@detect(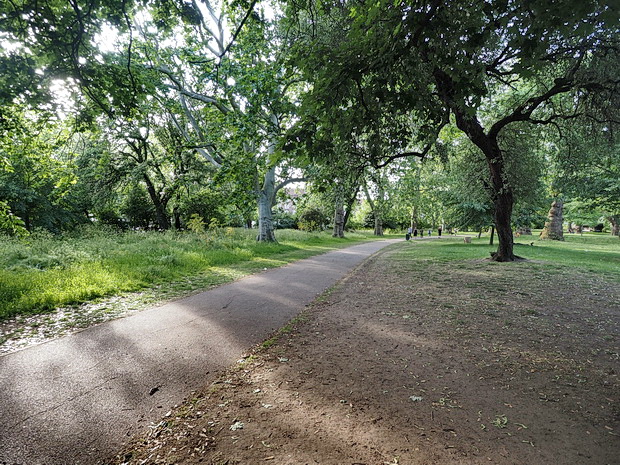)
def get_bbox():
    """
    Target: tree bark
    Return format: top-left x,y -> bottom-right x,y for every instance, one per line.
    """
608,216 -> 619,237
492,187 -> 515,260
453,115 -> 515,261
540,199 -> 564,241
342,185 -> 360,231
332,195 -> 345,238
410,205 -> 418,231
362,180 -> 383,236
173,206 -> 181,230
374,215 -> 383,236
257,166 -> 277,242
143,175 -> 170,230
